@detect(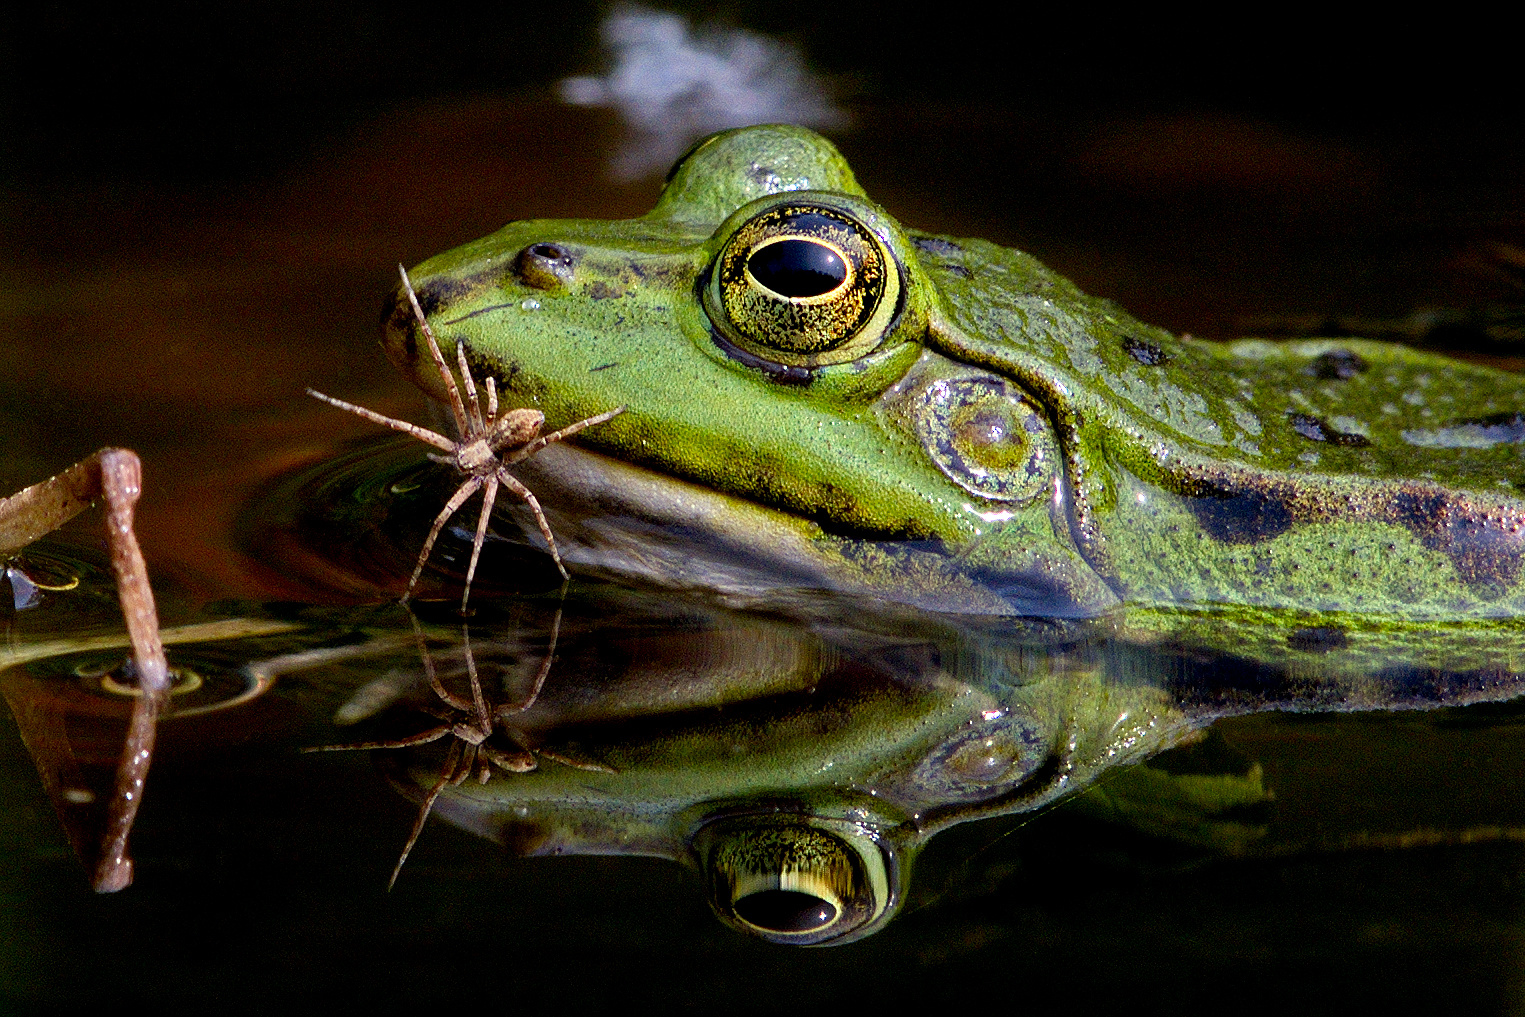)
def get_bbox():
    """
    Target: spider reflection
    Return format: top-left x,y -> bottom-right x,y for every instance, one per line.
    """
308,607 -> 610,888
